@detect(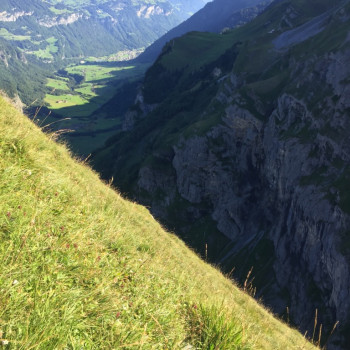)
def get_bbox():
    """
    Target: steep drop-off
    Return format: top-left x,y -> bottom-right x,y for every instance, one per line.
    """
0,96 -> 317,349
92,0 -> 350,348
